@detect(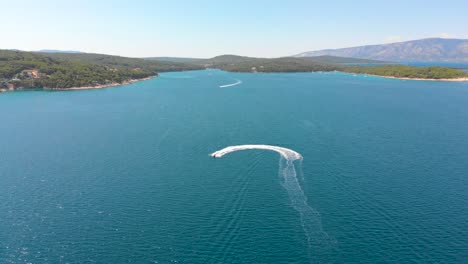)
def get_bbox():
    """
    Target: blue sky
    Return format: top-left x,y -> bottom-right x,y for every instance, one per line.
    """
1,0 -> 467,57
